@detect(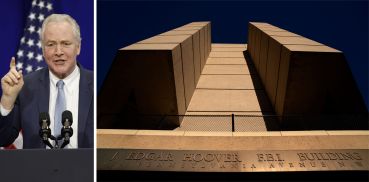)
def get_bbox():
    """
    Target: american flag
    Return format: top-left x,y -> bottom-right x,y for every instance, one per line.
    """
2,0 -> 54,149
16,0 -> 53,73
